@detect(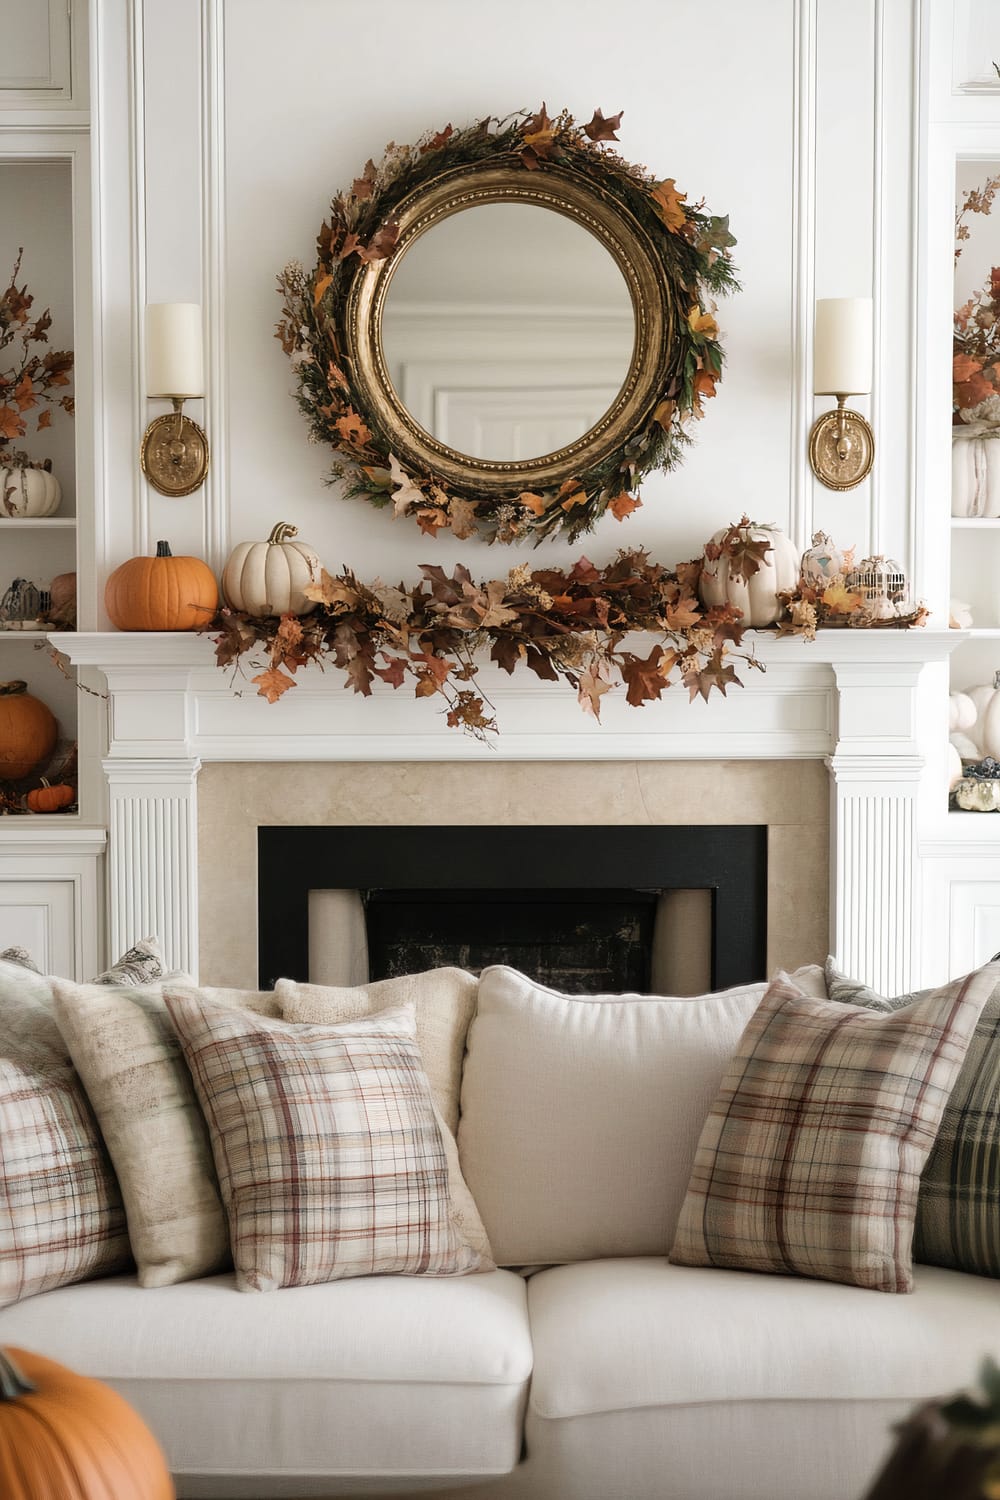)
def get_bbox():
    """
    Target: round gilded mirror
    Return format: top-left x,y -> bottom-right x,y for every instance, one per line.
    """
379,202 -> 636,463
277,107 -> 737,542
